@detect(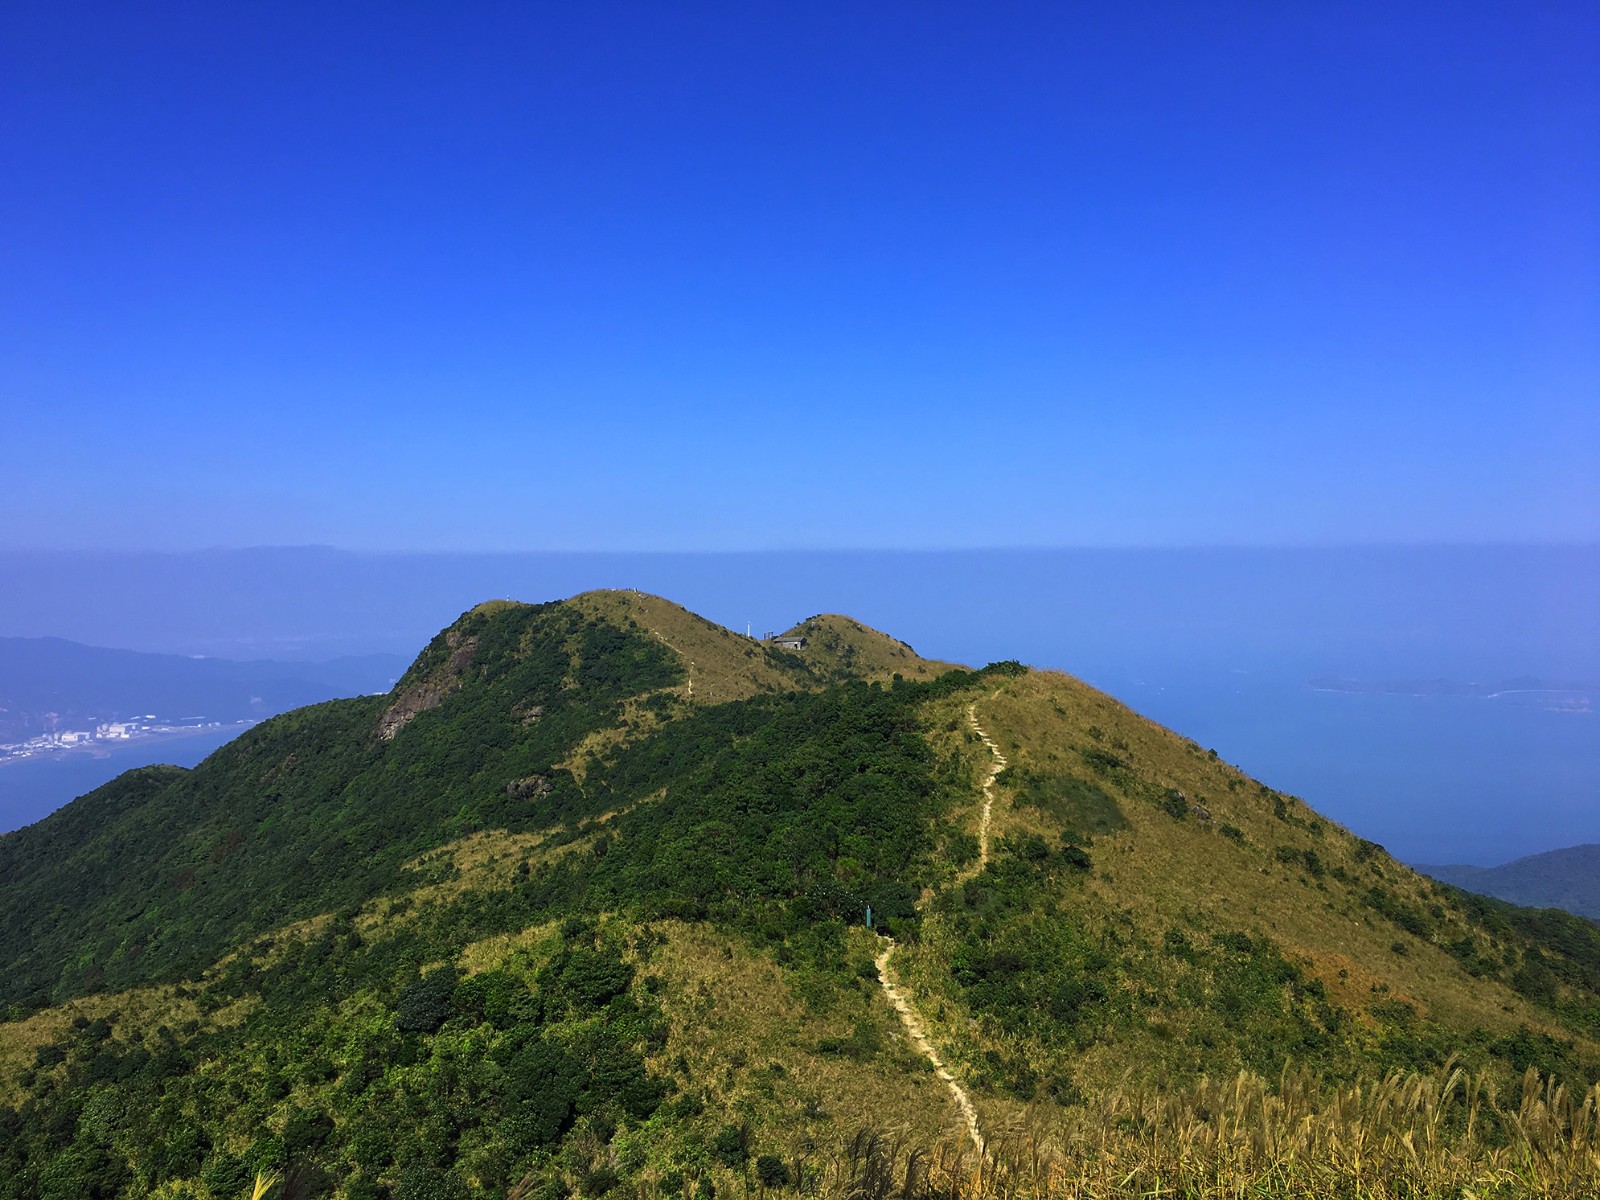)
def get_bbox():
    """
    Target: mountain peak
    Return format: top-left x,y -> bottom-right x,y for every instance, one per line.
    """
568,589 -> 955,703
